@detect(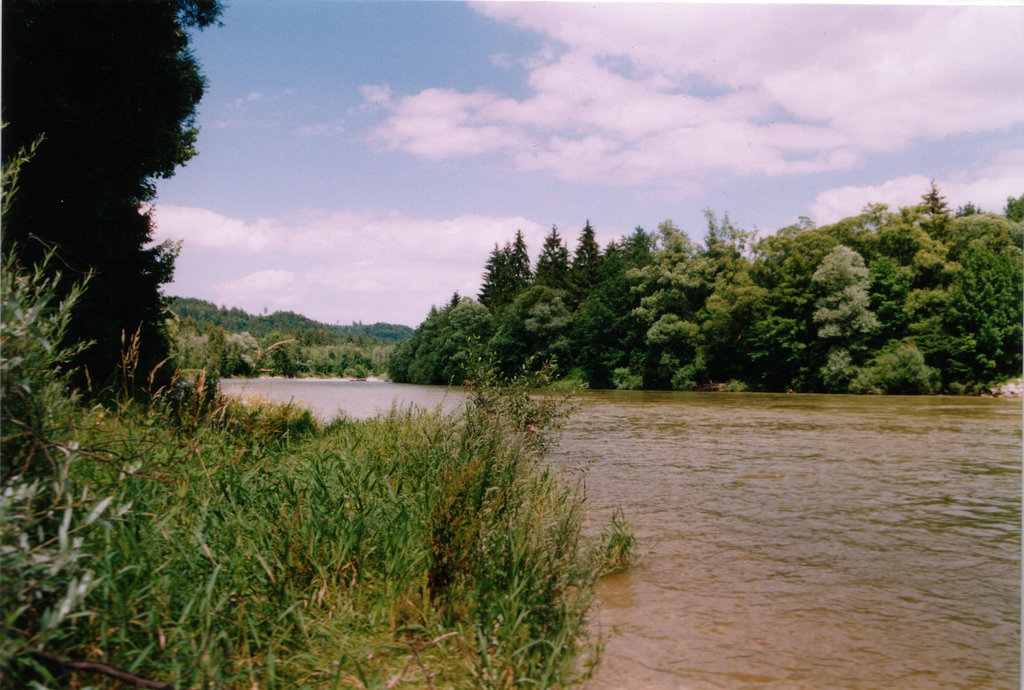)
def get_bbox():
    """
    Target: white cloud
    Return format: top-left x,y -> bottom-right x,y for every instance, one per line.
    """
363,4 -> 1024,193
151,205 -> 276,251
808,149 -> 1024,224
151,204 -> 549,325
214,270 -> 298,312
